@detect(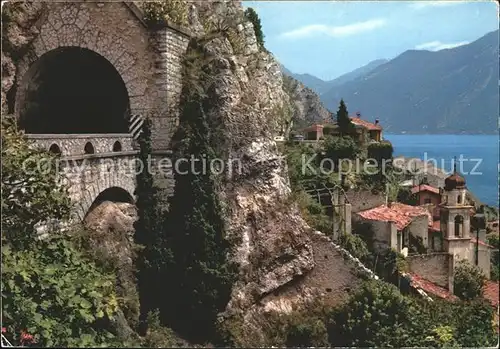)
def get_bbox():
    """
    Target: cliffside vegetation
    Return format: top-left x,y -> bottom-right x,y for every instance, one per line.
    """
244,8 -> 264,48
142,0 -> 189,27
1,117 -> 122,347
